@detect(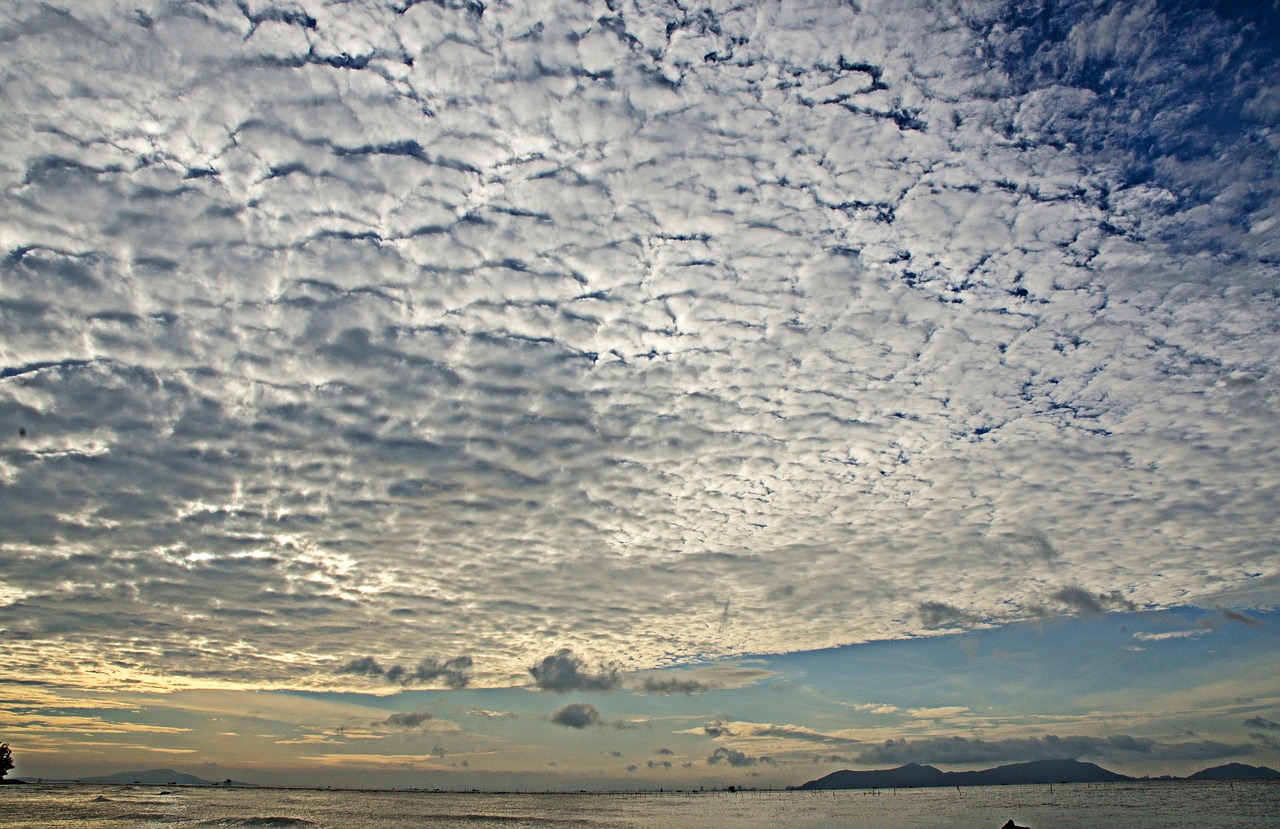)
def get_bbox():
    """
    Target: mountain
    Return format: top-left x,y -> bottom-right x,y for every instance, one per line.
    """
1187,763 -> 1280,781
947,759 -> 1130,786
797,759 -> 1132,790
74,768 -> 252,786
799,763 -> 950,790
